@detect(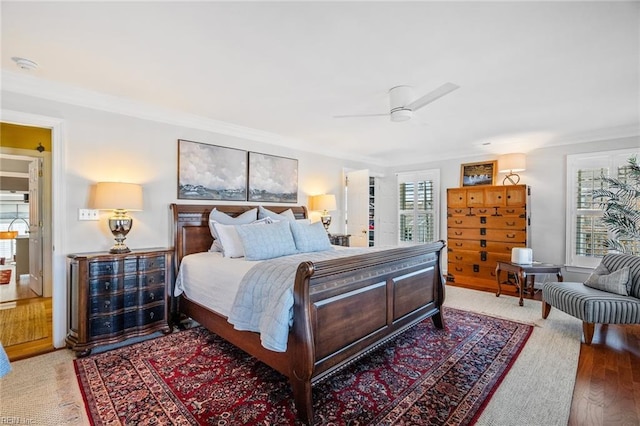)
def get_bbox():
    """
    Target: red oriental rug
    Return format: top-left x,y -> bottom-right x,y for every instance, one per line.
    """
74,307 -> 532,425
